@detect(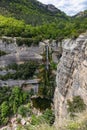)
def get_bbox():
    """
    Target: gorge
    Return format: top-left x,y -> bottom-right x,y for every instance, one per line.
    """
0,0 -> 87,129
